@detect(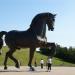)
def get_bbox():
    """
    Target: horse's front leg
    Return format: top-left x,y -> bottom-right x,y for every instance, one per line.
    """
28,47 -> 35,71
